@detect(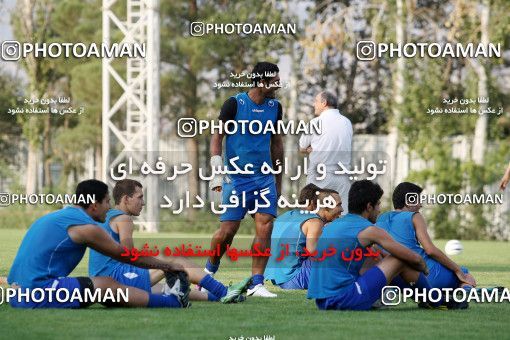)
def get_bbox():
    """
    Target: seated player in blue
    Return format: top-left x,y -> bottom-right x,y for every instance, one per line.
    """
89,179 -> 251,303
265,184 -> 342,290
376,182 -> 476,290
308,180 -> 434,311
8,180 -> 190,309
